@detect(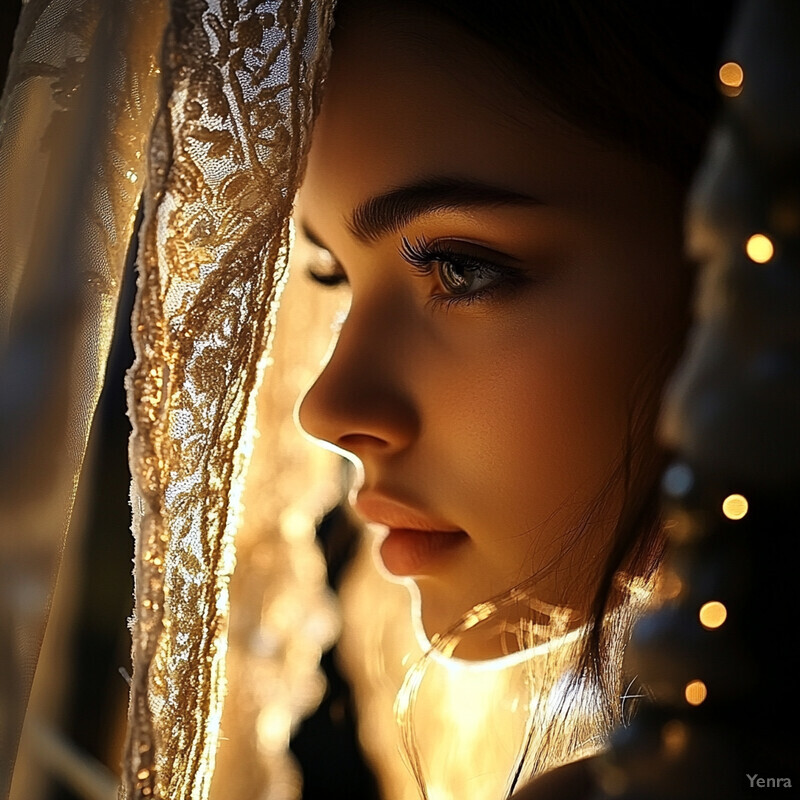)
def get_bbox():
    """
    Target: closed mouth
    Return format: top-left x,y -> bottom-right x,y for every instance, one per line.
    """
353,491 -> 462,532
353,492 -> 468,575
